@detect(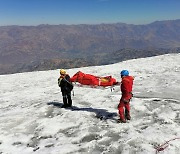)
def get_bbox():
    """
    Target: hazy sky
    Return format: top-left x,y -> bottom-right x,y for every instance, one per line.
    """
0,0 -> 180,26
